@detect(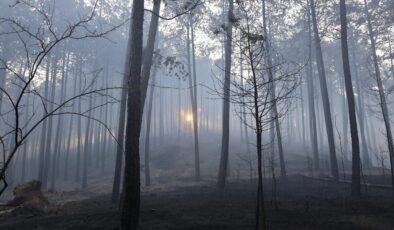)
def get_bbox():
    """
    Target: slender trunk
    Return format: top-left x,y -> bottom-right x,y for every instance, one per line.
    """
339,75 -> 349,161
190,14 -> 200,181
82,94 -> 94,189
42,55 -> 58,189
350,32 -> 370,169
340,0 -> 361,196
0,43 -> 9,114
64,62 -> 79,181
75,59 -> 83,182
301,84 -> 306,147
50,52 -> 68,190
101,68 -> 109,173
244,19 -> 267,230
144,66 -> 157,186
364,0 -> 394,195
20,64 -> 29,182
38,58 -> 51,182
263,0 -> 286,178
186,15 -> 200,181
310,0 -> 339,180
141,0 -> 161,107
389,39 -> 394,80
306,1 -> 320,171
111,40 -> 130,203
218,0 -> 234,189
